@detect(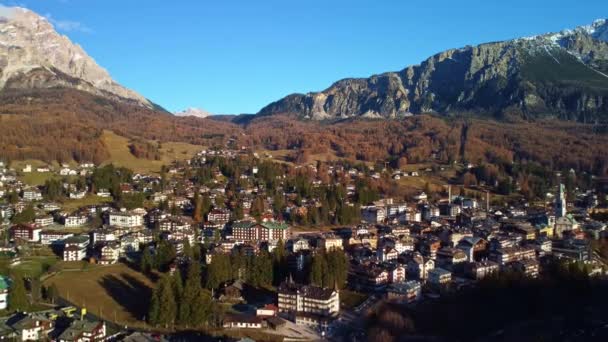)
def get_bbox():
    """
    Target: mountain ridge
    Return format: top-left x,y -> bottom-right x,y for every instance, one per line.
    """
258,19 -> 608,122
